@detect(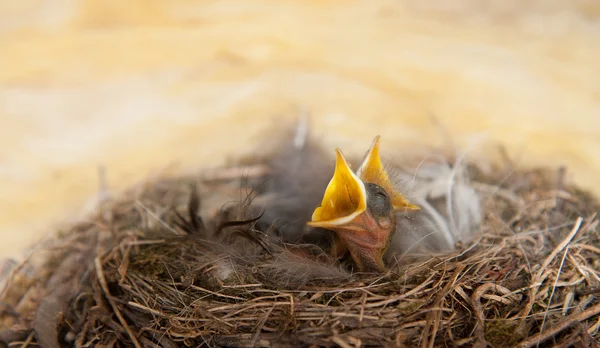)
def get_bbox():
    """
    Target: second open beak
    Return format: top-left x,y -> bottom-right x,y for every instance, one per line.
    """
356,136 -> 421,212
